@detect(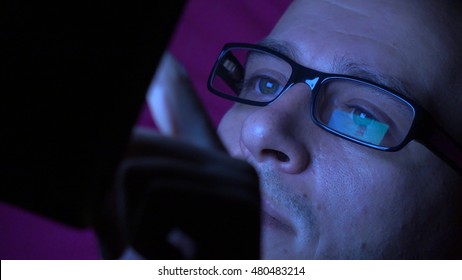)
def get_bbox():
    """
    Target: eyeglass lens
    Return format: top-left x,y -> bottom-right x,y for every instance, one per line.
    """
210,47 -> 415,148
